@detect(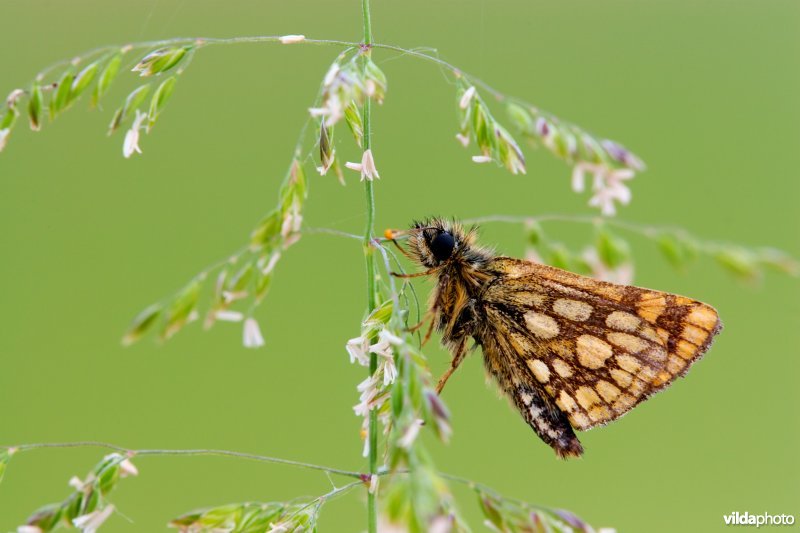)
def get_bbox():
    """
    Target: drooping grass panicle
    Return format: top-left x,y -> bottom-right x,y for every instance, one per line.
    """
17,453 -> 137,532
464,214 -> 799,285
313,49 -> 387,183
456,84 -> 526,176
168,490 -> 358,533
122,157 -> 308,347
0,447 -> 16,486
